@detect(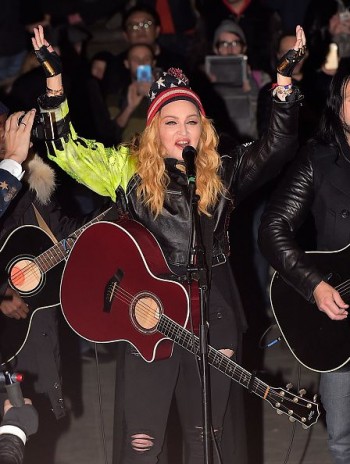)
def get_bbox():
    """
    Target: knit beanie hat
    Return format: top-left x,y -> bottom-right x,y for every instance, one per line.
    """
147,67 -> 205,125
213,19 -> 246,47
